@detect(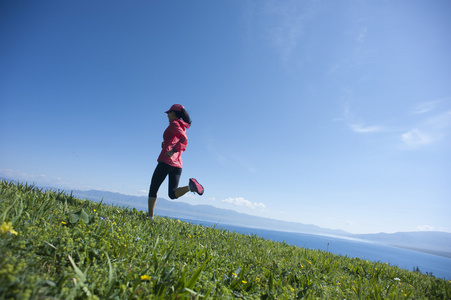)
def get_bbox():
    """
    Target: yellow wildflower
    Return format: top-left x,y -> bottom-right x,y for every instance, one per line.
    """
61,221 -> 66,225
112,222 -> 116,225
242,280 -> 247,284
1,222 -> 18,235
141,275 -> 151,281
